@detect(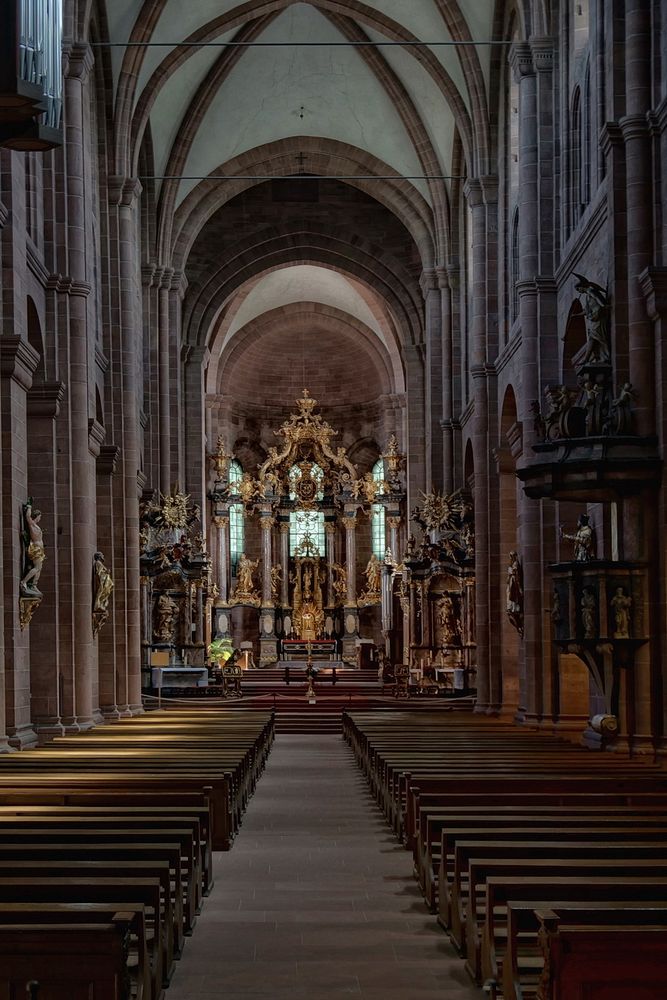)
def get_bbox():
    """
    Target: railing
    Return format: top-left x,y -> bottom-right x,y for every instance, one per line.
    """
18,0 -> 62,129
